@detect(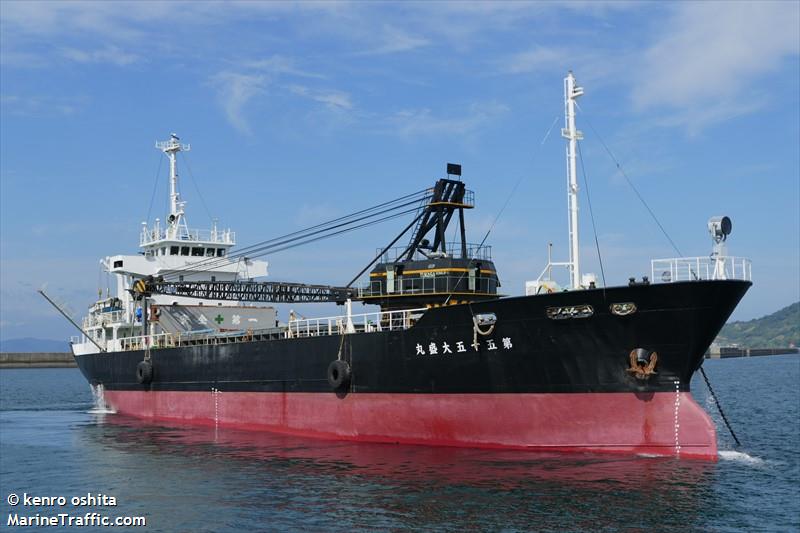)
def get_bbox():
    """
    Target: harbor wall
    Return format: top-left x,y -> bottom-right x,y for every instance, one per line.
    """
706,347 -> 798,359
0,352 -> 76,368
